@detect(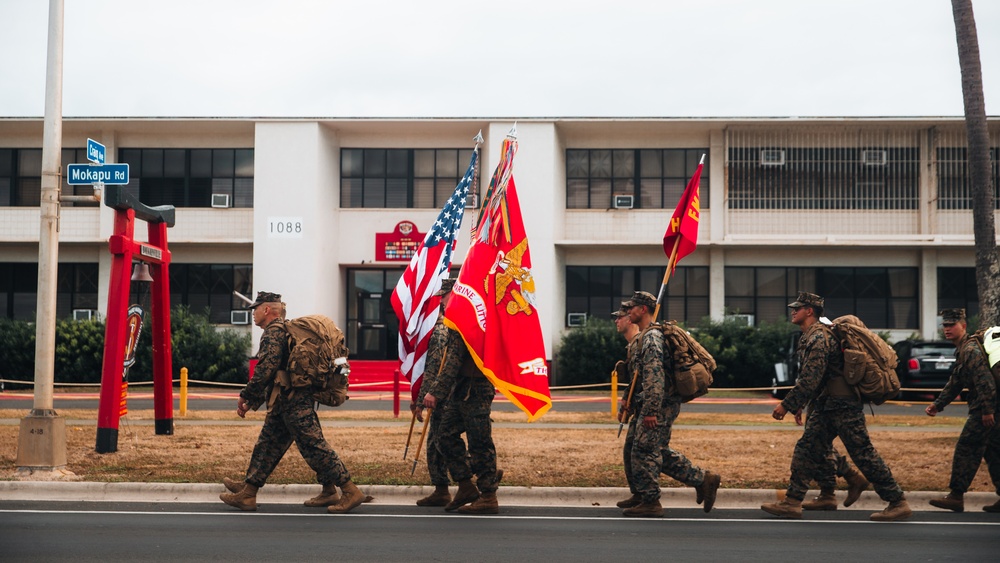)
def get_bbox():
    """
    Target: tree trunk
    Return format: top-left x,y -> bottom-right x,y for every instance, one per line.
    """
952,0 -> 1000,326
